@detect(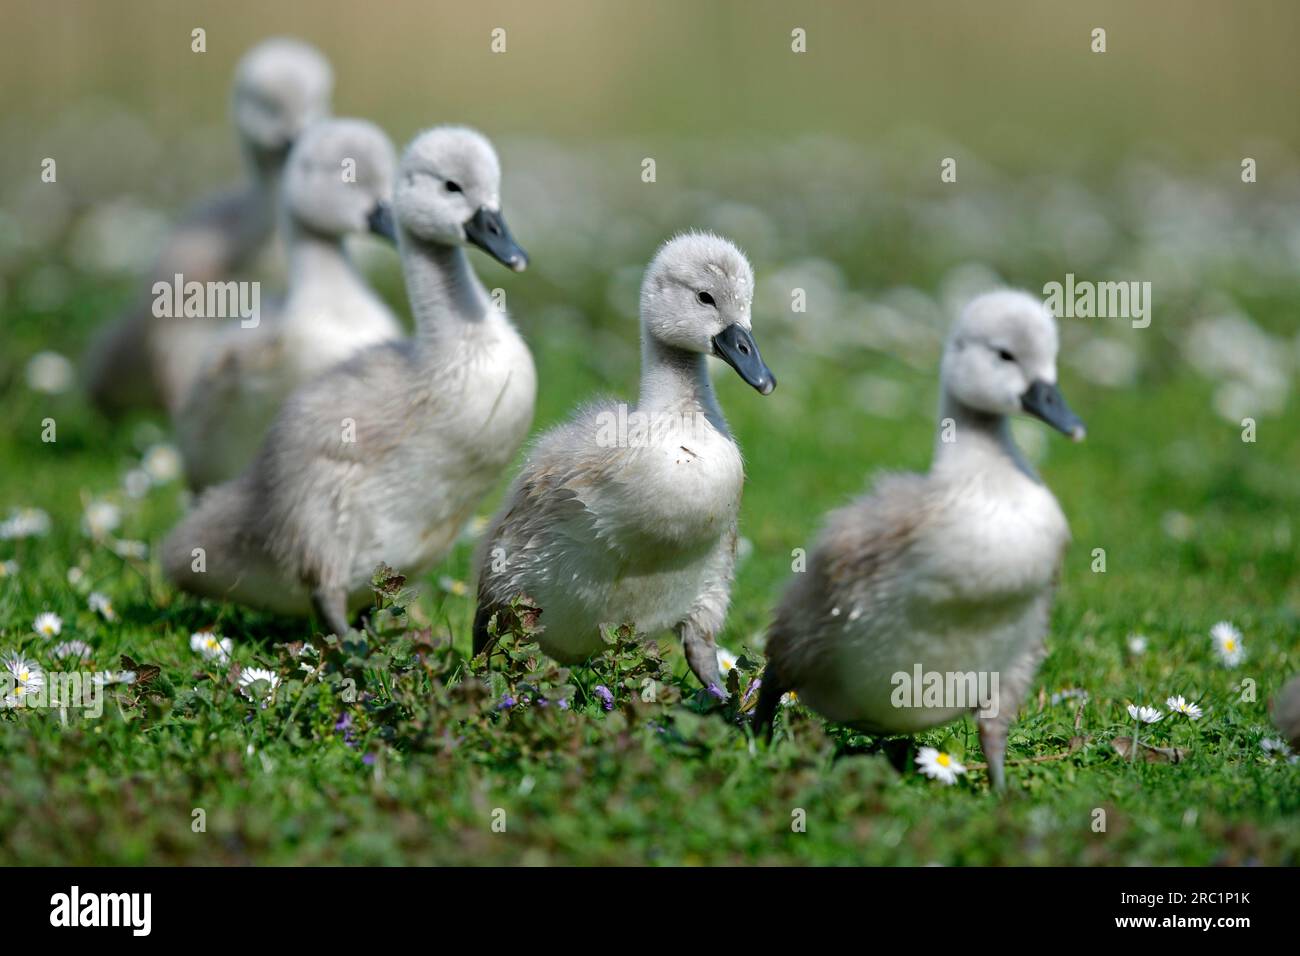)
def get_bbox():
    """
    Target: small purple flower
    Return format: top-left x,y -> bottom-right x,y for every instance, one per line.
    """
593,685 -> 614,711
741,677 -> 762,707
334,711 -> 357,747
557,698 -> 570,711
706,682 -> 726,701
497,695 -> 516,710
362,753 -> 375,766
